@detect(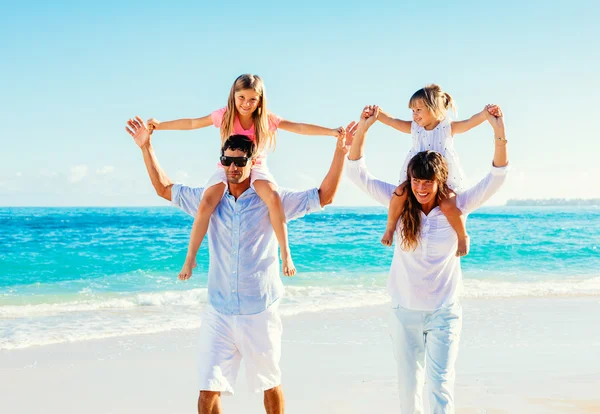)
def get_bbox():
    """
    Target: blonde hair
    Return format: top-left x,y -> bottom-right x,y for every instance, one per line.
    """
408,84 -> 456,120
221,74 -> 275,153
